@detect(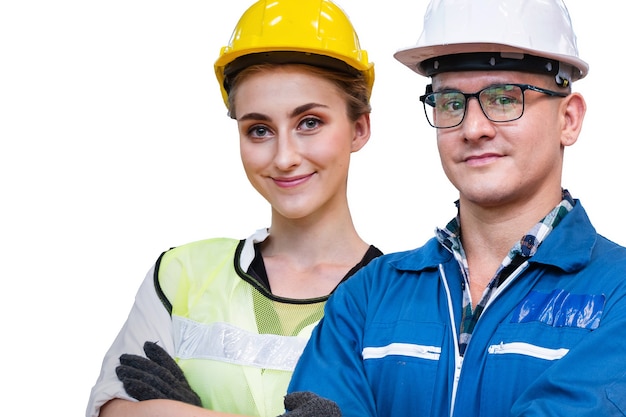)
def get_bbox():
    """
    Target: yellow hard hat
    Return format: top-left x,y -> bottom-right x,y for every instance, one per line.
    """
215,0 -> 375,109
